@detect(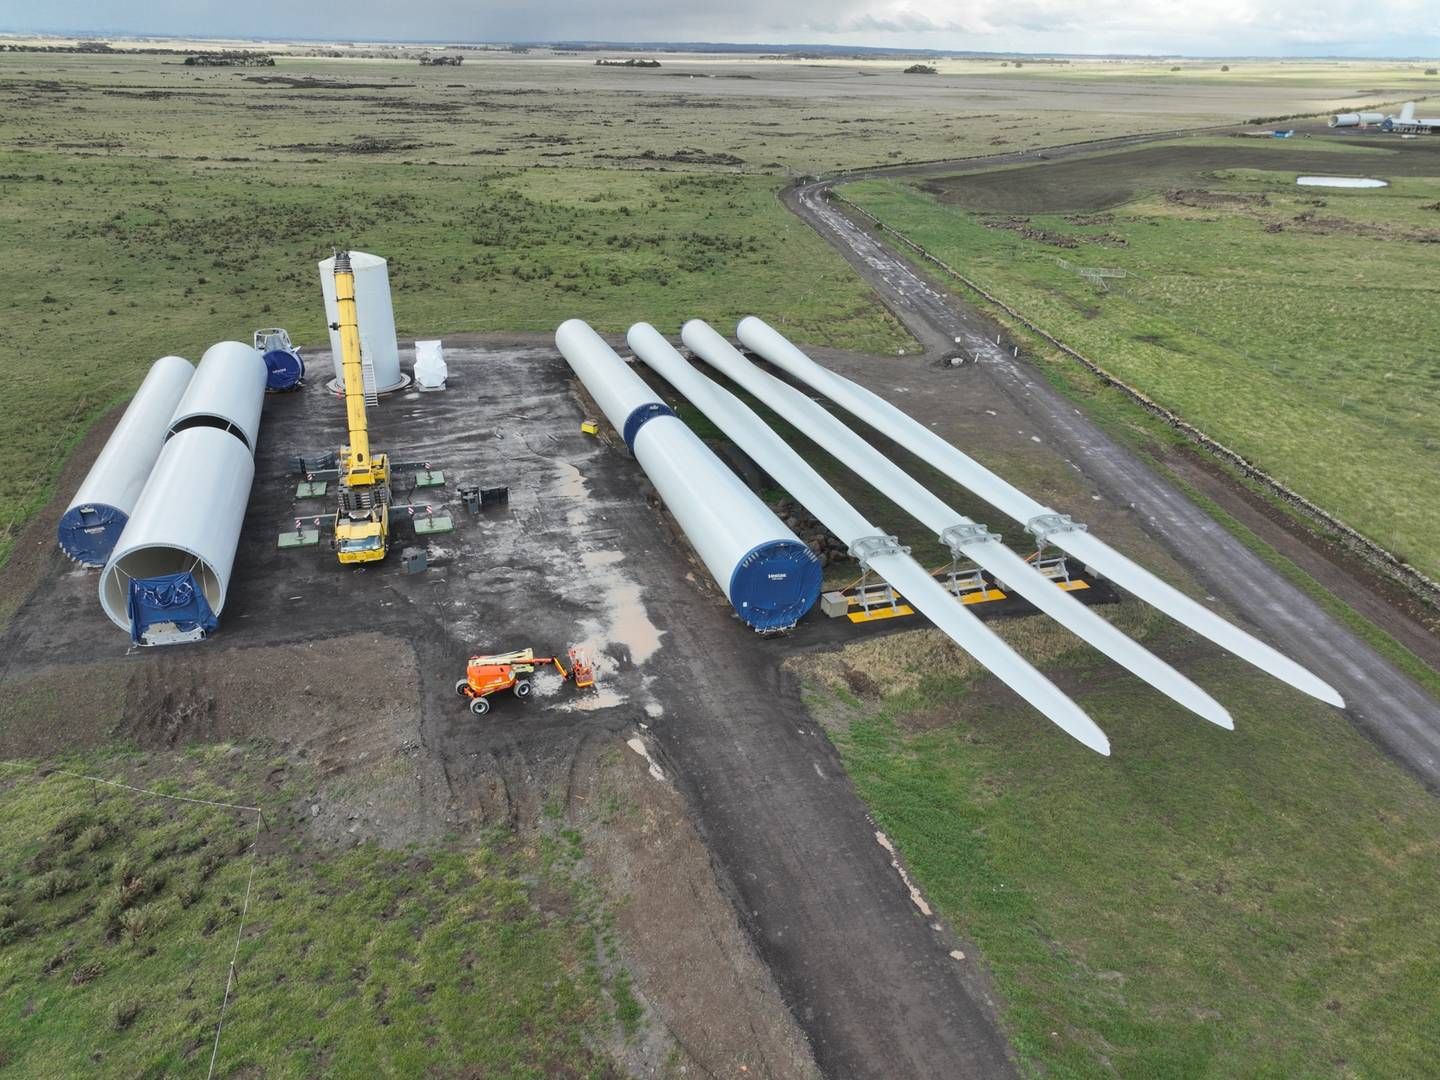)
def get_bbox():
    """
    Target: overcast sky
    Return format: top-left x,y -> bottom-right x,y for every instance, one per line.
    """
3,0 -> 1437,57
